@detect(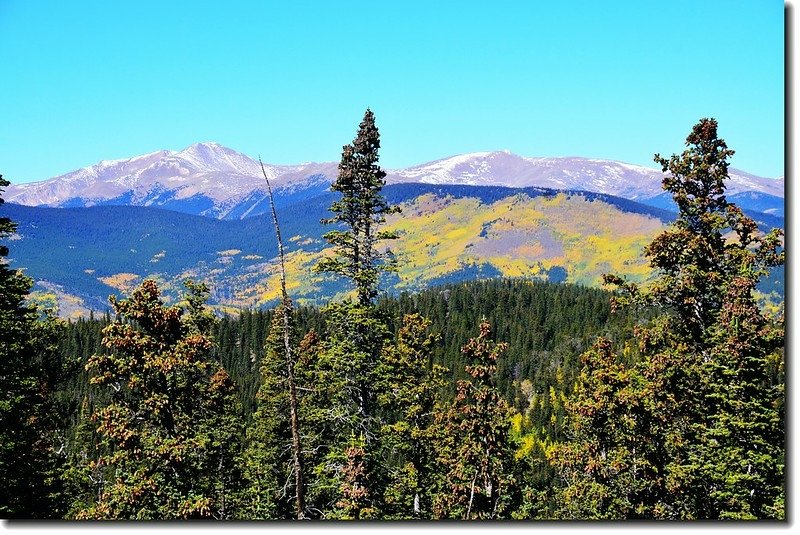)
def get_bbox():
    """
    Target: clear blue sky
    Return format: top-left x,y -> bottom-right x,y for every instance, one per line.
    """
0,0 -> 785,183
